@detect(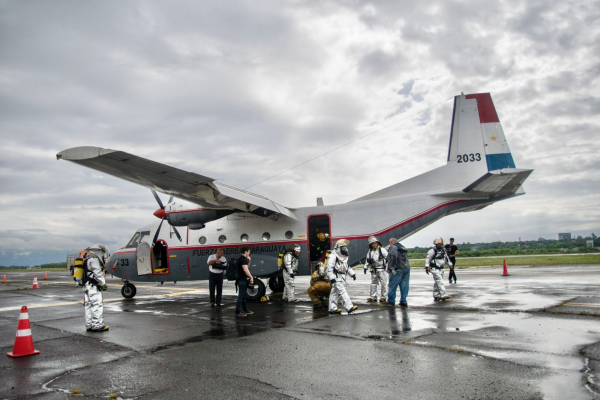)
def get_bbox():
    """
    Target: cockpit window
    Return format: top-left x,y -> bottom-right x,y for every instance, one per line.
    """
126,233 -> 141,248
139,231 -> 151,244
